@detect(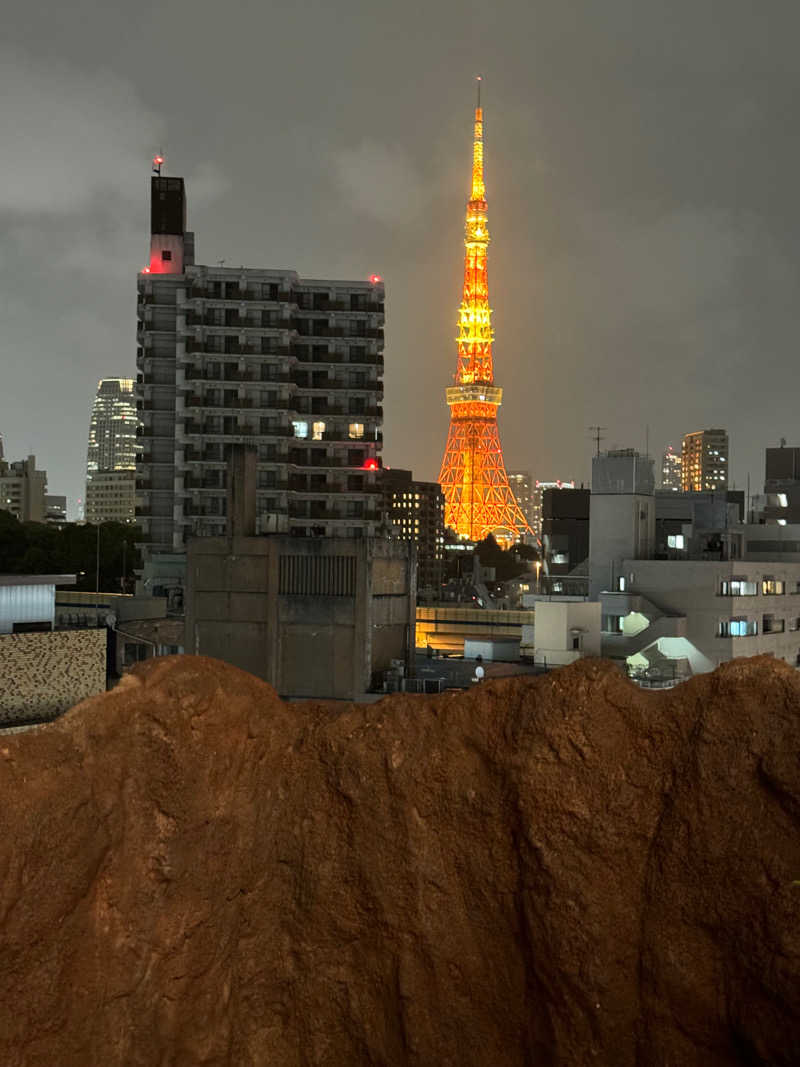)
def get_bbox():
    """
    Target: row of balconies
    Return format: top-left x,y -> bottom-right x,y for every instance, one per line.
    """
181,381 -> 382,402
179,287 -> 383,311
